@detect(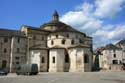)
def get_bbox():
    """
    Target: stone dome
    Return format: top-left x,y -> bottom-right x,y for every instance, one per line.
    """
40,11 -> 86,36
